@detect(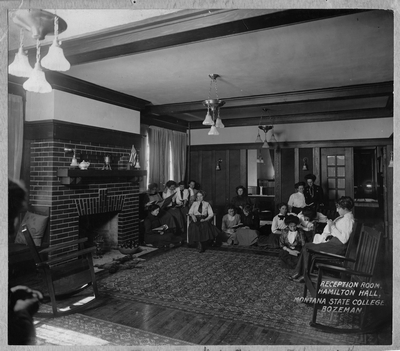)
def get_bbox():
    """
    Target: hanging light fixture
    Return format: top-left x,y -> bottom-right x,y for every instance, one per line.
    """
41,15 -> 71,71
8,28 -> 33,77
203,74 -> 225,134
259,125 -> 272,148
23,39 -> 52,93
10,9 -> 68,93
